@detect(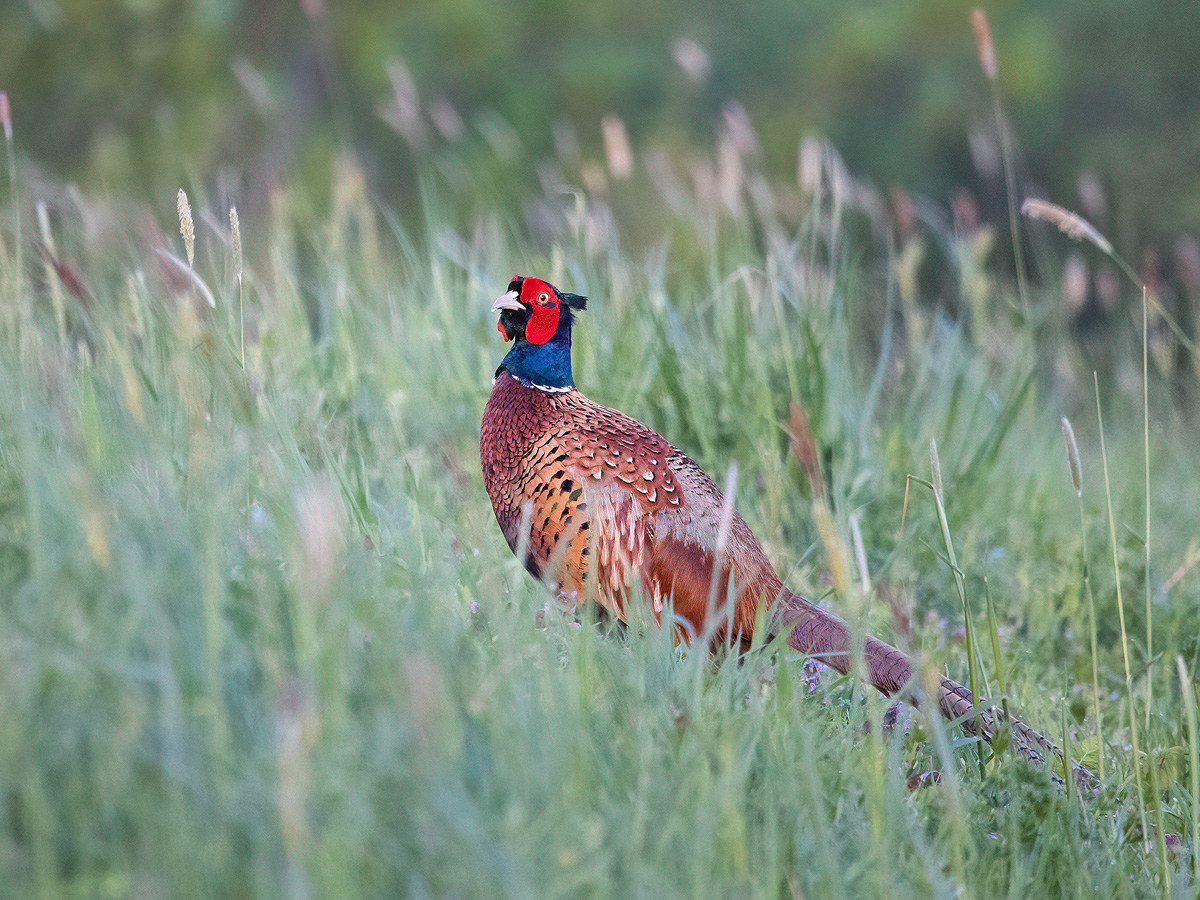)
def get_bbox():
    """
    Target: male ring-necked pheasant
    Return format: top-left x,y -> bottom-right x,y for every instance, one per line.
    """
481,274 -> 1069,772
